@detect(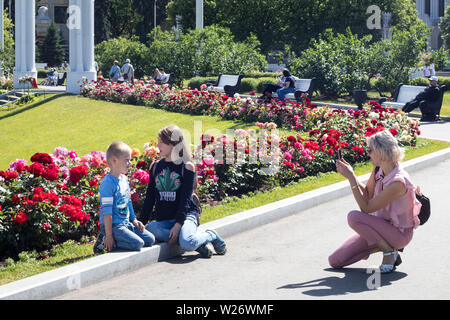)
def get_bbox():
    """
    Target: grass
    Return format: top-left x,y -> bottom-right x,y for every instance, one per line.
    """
1,94 -> 449,286
0,240 -> 95,286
